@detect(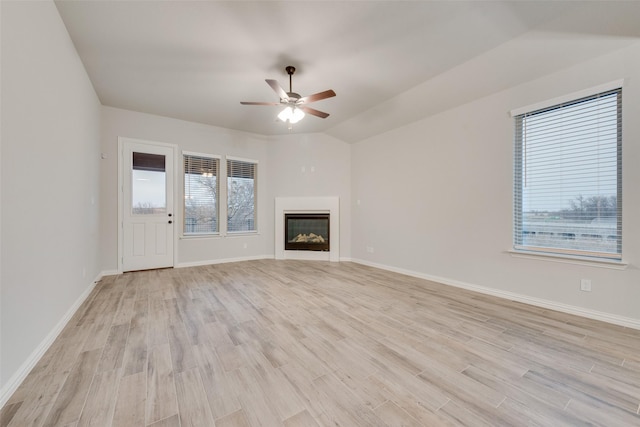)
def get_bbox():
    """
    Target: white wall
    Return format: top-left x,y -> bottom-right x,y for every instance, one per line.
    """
100,107 -> 352,270
1,0 -> 102,395
351,42 -> 640,323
